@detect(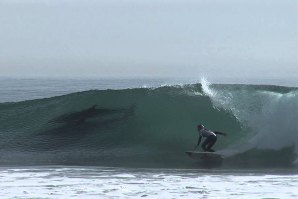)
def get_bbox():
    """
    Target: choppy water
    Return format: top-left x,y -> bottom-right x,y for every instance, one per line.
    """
1,166 -> 298,199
